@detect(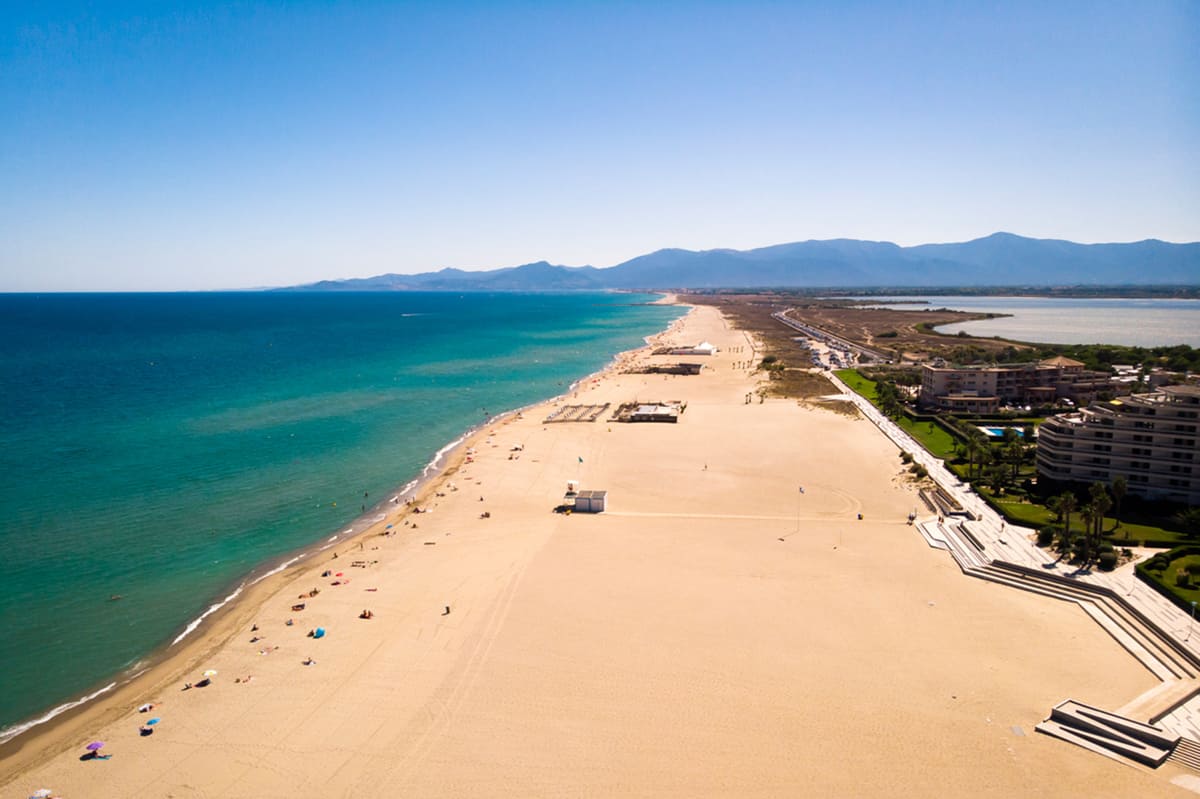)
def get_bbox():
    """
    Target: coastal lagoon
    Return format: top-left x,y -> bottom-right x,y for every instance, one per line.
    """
0,291 -> 682,740
853,296 -> 1200,347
